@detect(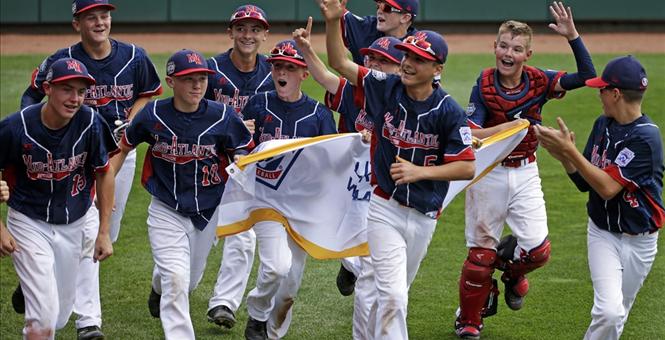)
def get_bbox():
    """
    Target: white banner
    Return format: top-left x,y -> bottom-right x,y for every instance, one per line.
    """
217,122 -> 528,259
